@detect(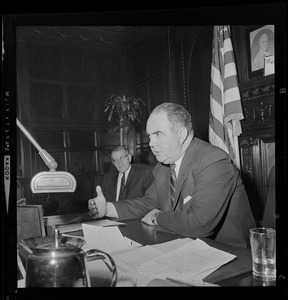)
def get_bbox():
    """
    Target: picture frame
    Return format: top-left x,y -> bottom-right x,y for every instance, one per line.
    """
246,25 -> 274,80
